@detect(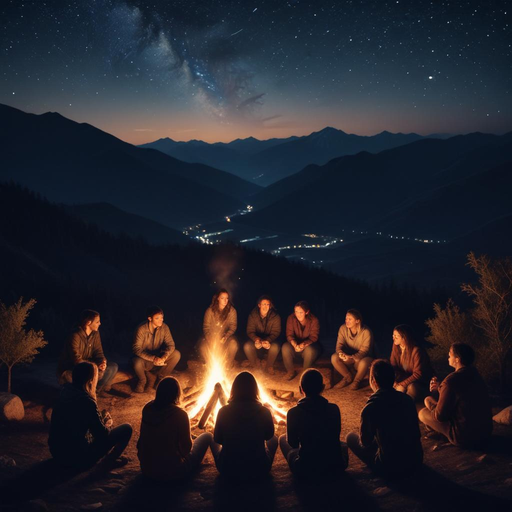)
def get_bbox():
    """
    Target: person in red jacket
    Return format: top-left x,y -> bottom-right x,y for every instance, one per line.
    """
390,324 -> 433,402
282,301 -> 321,381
